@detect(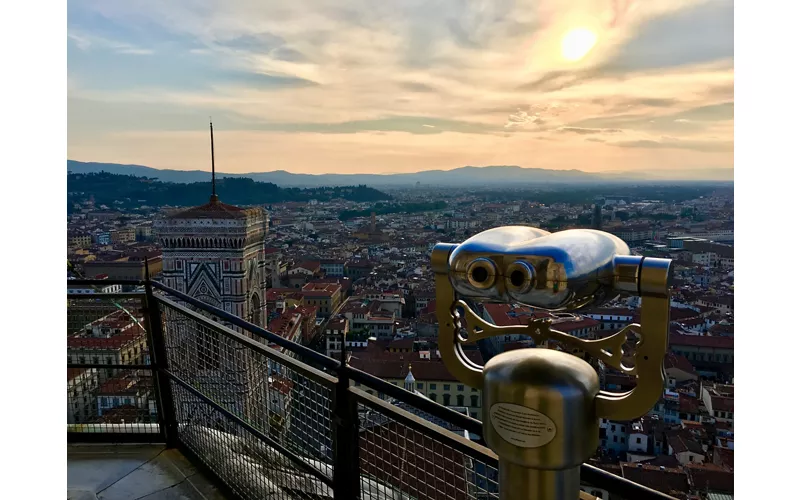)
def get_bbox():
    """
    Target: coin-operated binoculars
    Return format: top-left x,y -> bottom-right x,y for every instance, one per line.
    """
431,226 -> 673,500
